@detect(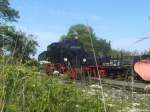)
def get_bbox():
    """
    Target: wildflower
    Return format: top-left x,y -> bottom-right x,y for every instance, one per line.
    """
87,91 -> 96,95
91,89 -> 95,92
128,108 -> 139,112
144,85 -> 150,92
75,105 -> 79,108
82,90 -> 86,93
107,104 -> 114,107
104,93 -> 108,97
33,84 -> 36,88
53,70 -> 59,76
60,74 -> 64,77
90,84 -> 102,89
132,92 -> 137,94
132,103 -> 140,107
